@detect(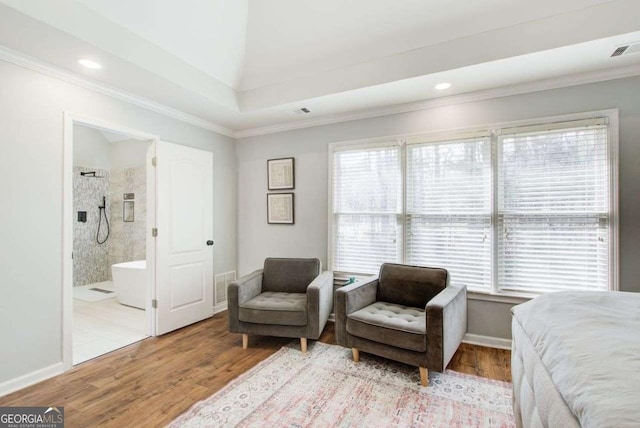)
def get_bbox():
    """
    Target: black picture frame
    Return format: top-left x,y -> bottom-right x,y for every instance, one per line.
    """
267,193 -> 294,224
267,157 -> 295,190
